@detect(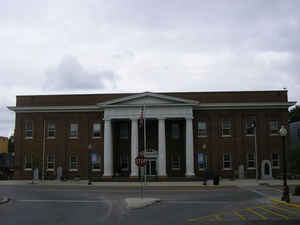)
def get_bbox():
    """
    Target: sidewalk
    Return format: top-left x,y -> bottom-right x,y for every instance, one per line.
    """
0,178 -> 300,187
